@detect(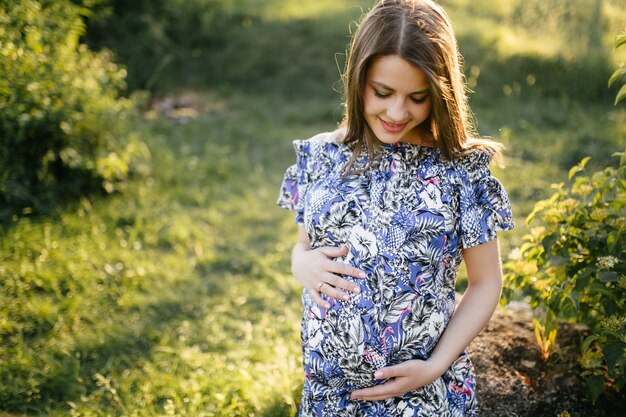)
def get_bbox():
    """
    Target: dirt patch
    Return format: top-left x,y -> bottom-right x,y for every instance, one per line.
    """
469,308 -> 624,417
